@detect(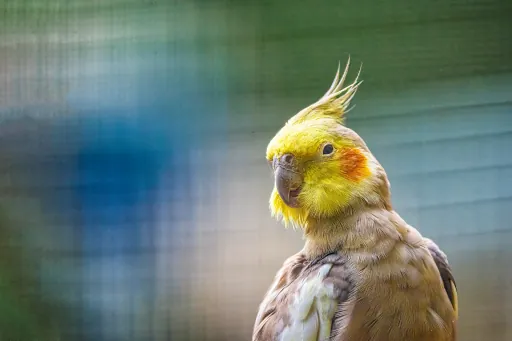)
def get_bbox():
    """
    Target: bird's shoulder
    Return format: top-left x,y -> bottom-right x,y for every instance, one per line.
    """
424,238 -> 458,318
252,251 -> 355,341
